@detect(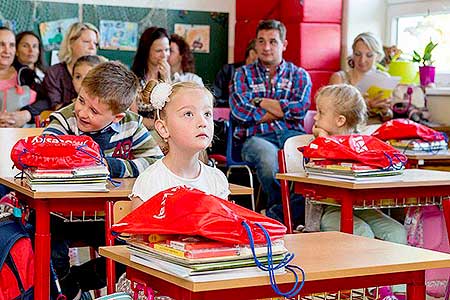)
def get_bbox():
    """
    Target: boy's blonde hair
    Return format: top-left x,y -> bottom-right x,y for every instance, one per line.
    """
315,84 -> 367,131
59,22 -> 99,65
82,61 -> 140,114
